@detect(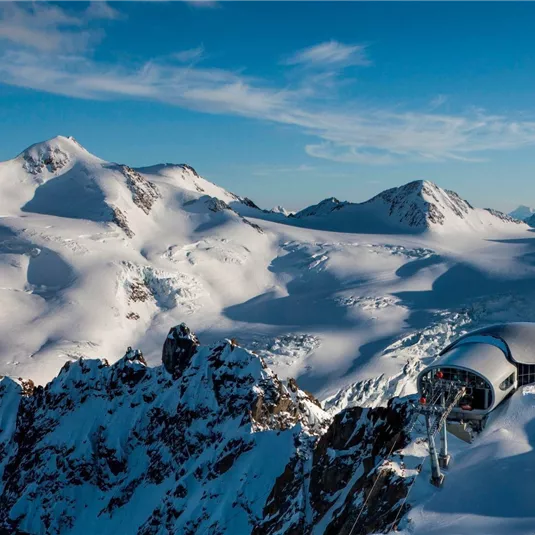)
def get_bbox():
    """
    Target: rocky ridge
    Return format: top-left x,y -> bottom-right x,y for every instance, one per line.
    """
0,325 -> 415,535
293,180 -> 524,232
